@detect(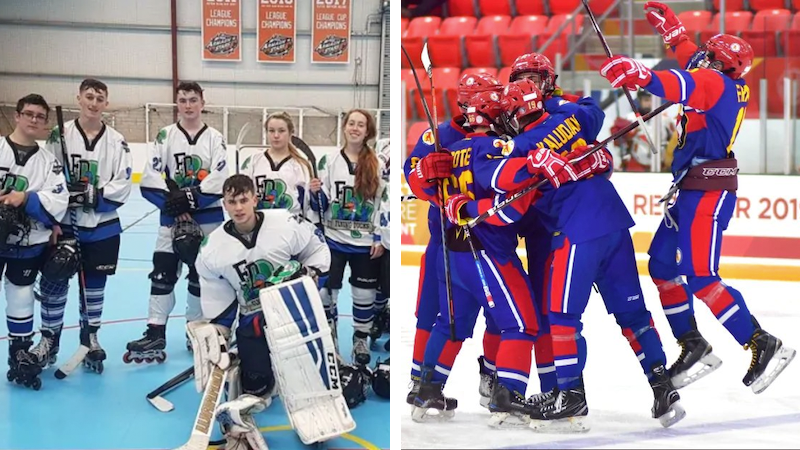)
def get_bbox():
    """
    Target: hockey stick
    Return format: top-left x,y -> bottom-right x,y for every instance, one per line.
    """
173,363 -> 229,450
291,135 -> 326,233
234,122 -> 252,175
580,0 -> 659,155
401,43 -> 456,341
466,100 -> 674,228
147,365 -> 194,412
122,207 -> 160,232
53,106 -> 91,380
